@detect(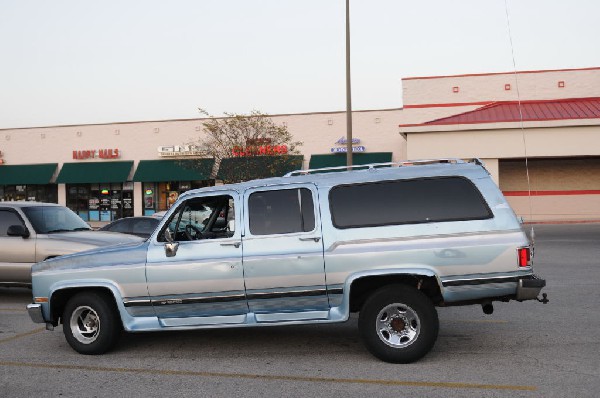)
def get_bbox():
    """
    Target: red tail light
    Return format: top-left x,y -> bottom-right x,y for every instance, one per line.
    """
518,247 -> 531,267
